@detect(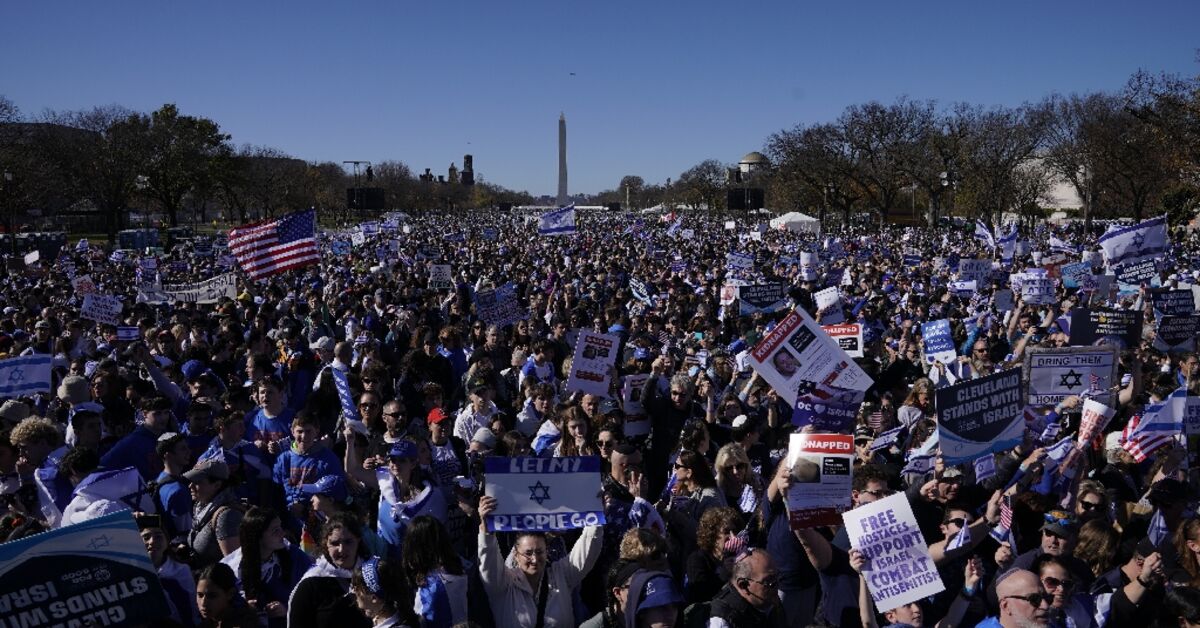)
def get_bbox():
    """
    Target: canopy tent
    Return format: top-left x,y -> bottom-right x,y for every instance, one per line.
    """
769,211 -> 821,234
